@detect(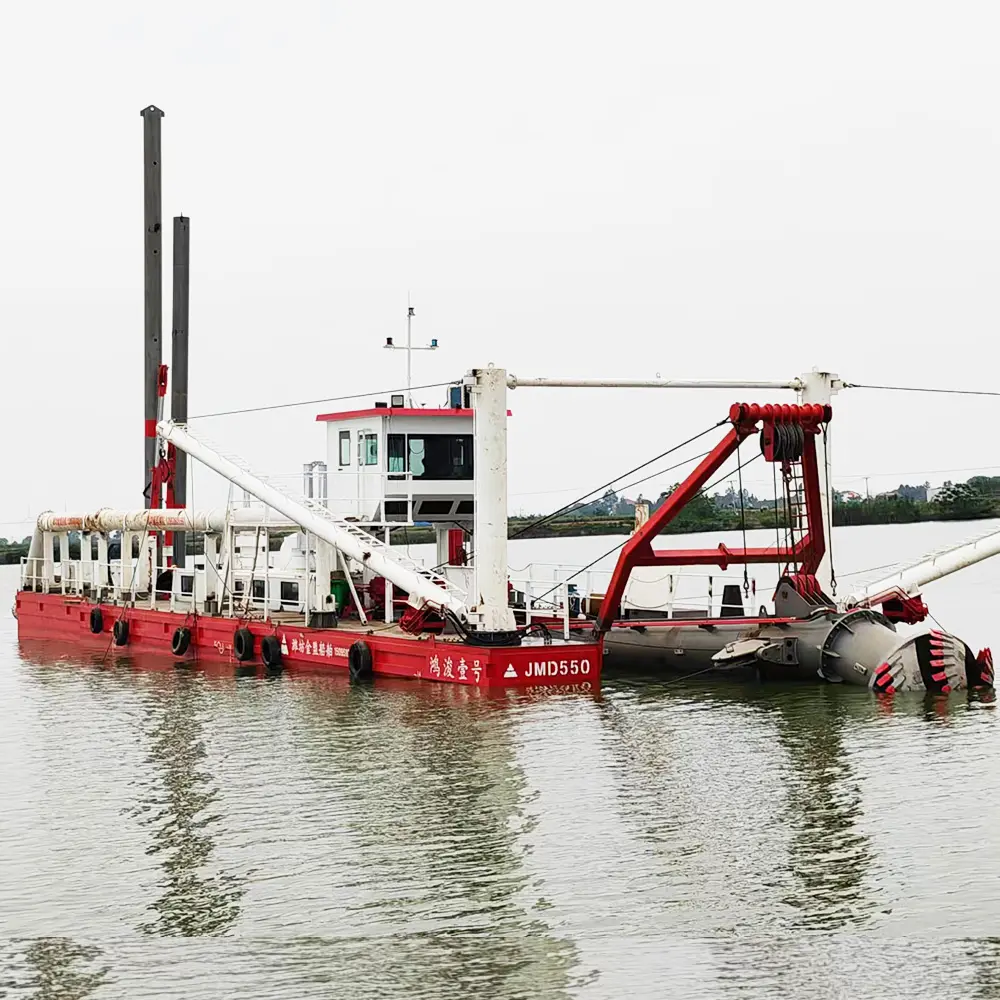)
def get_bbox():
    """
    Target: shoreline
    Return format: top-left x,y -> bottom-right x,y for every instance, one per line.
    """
390,506 -> 1000,546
